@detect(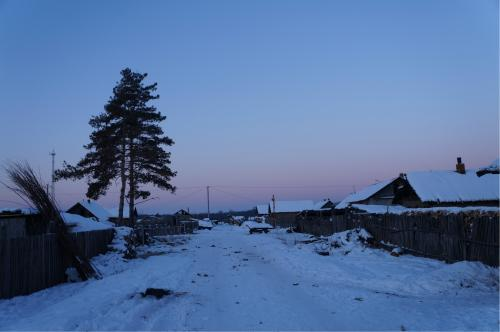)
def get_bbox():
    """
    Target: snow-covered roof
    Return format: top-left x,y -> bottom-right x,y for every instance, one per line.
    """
256,204 -> 269,215
76,199 -> 111,221
489,158 -> 499,169
269,200 -> 315,213
335,179 -> 395,209
174,209 -> 190,216
313,199 -> 332,211
406,170 -> 499,203
0,207 -> 38,215
61,212 -> 114,233
351,204 -> 500,215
